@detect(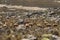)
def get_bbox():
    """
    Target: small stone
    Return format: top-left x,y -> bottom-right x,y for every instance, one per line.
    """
52,35 -> 58,38
52,35 -> 60,40
18,19 -> 24,22
3,24 -> 7,27
16,24 -> 25,30
11,30 -> 14,33
27,34 -> 36,40
42,34 -> 52,37
12,35 -> 15,37
22,38 -> 30,40
41,38 -> 50,40
25,24 -> 29,27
